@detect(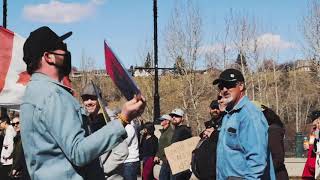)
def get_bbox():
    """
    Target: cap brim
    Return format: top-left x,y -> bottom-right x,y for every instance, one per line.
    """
169,113 -> 182,117
212,79 -> 222,85
59,31 -> 72,41
212,78 -> 237,85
